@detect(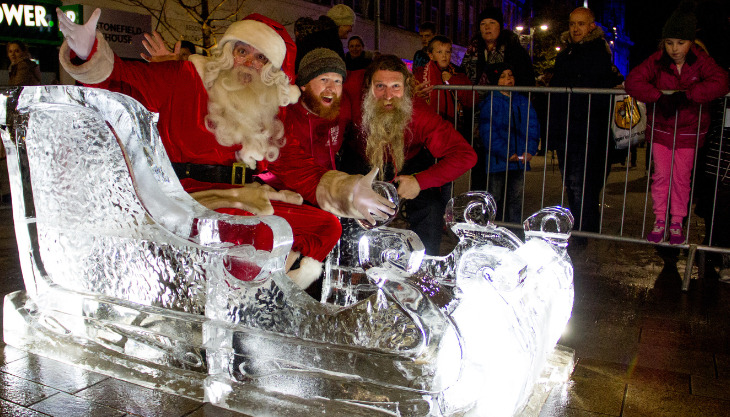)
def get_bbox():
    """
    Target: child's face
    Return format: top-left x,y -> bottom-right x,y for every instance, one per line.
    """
497,69 -> 515,87
664,38 -> 692,65
428,41 -> 452,69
